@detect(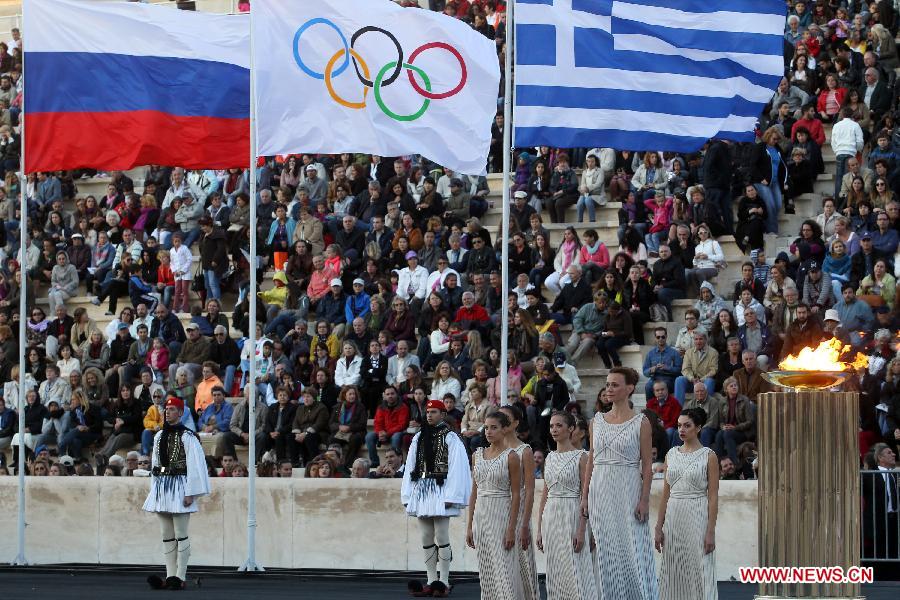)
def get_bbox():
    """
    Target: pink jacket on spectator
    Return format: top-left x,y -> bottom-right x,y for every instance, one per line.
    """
308,265 -> 338,302
579,242 -> 610,270
644,198 -> 673,234
146,346 -> 169,371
